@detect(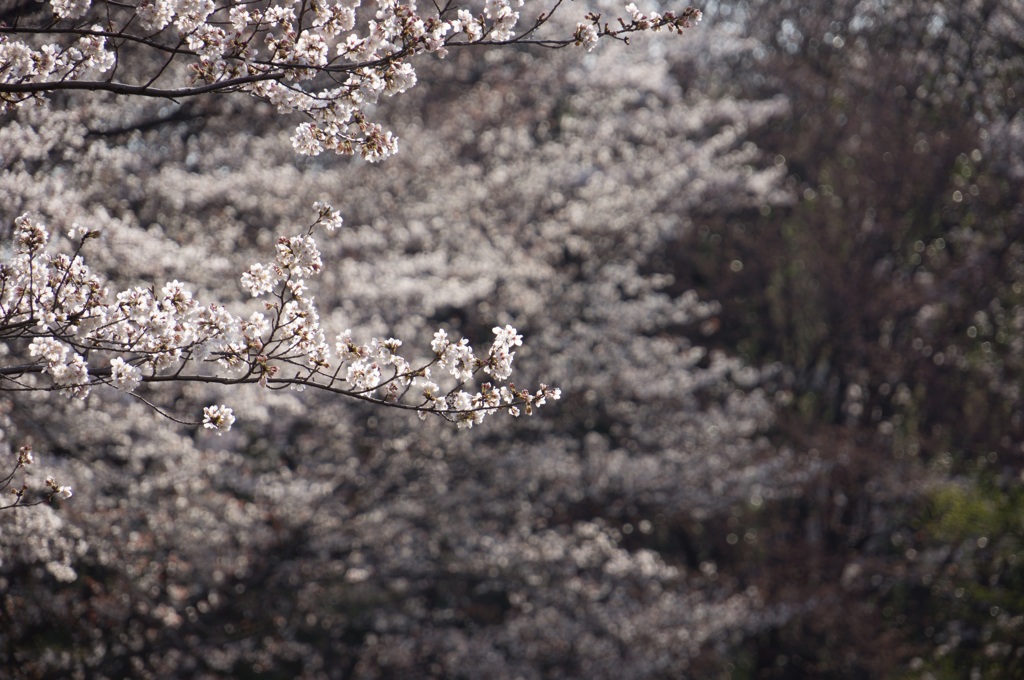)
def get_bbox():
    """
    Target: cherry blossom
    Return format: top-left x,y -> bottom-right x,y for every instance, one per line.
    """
2,0 -> 703,160
0,207 -> 560,430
